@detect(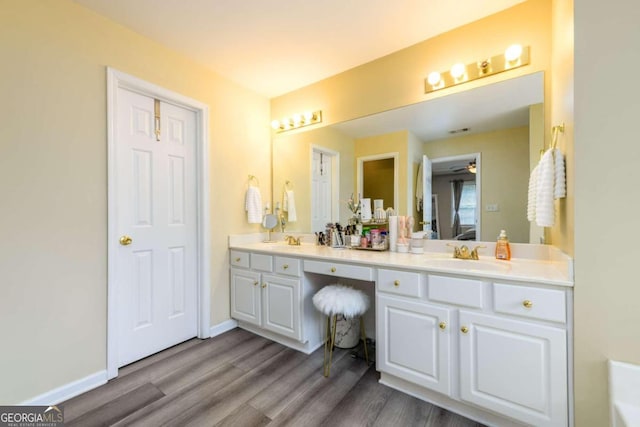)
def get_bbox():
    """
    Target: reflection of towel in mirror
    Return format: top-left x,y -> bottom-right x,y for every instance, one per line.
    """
415,163 -> 423,212
283,190 -> 297,222
245,186 -> 263,224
